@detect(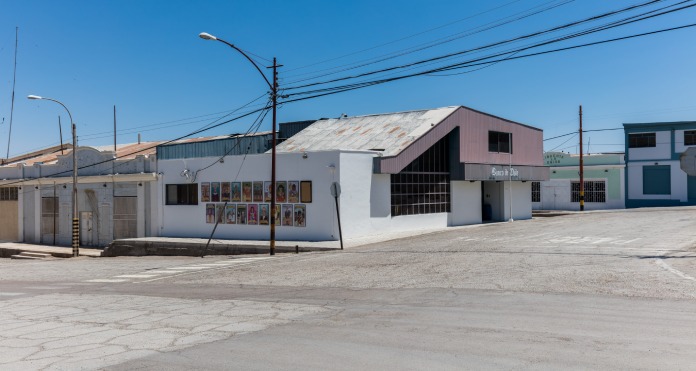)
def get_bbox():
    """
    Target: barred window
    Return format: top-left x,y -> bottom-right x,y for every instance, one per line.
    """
531,182 -> 541,202
391,135 -> 451,216
628,133 -> 656,148
0,187 -> 18,201
571,181 -> 606,203
685,130 -> 696,146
